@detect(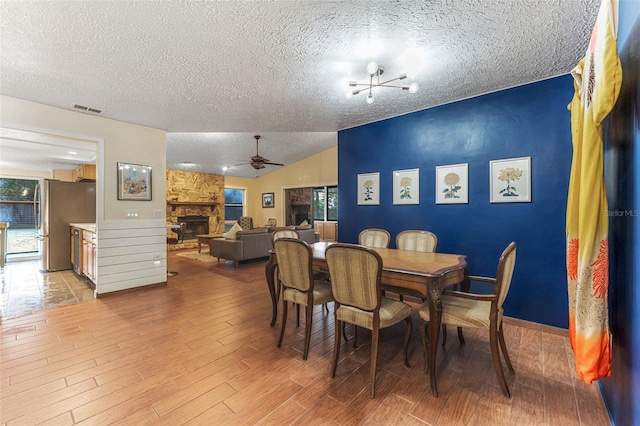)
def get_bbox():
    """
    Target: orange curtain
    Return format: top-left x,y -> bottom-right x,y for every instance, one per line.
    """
566,0 -> 622,383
